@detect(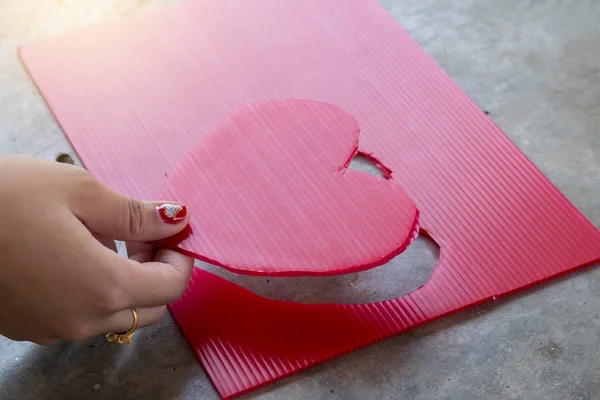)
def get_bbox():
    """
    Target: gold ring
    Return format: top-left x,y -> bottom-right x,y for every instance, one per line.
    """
106,309 -> 138,344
